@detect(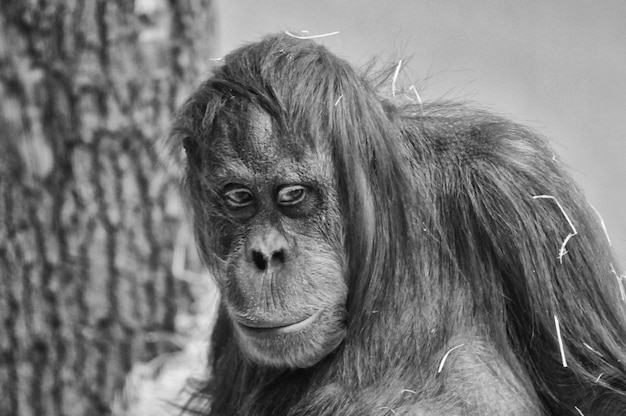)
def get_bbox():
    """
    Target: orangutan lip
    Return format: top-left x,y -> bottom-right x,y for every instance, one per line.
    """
237,311 -> 320,335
